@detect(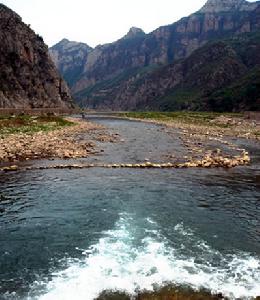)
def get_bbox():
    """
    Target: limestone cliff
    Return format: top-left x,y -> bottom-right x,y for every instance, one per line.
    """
0,4 -> 74,109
